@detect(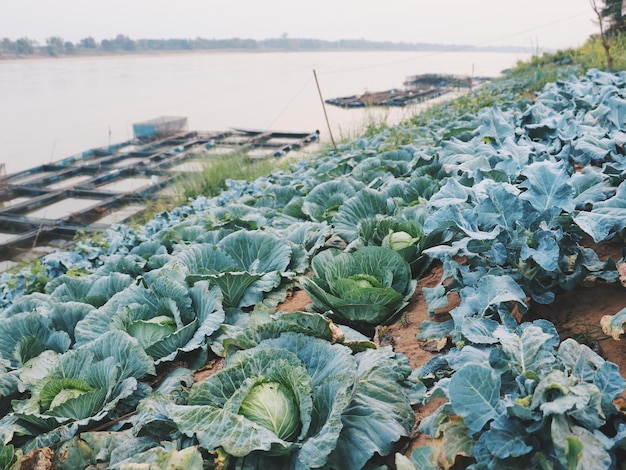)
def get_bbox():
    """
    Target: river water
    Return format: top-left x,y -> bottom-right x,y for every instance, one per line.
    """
0,49 -> 531,175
